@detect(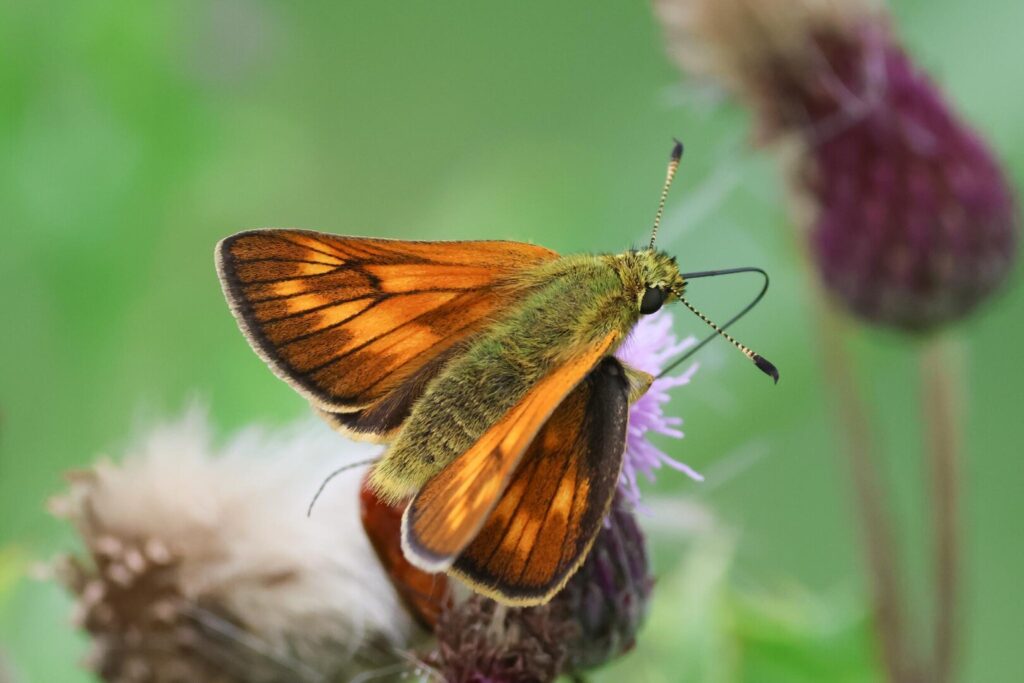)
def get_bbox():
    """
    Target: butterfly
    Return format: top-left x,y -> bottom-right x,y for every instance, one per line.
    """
215,141 -> 778,606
